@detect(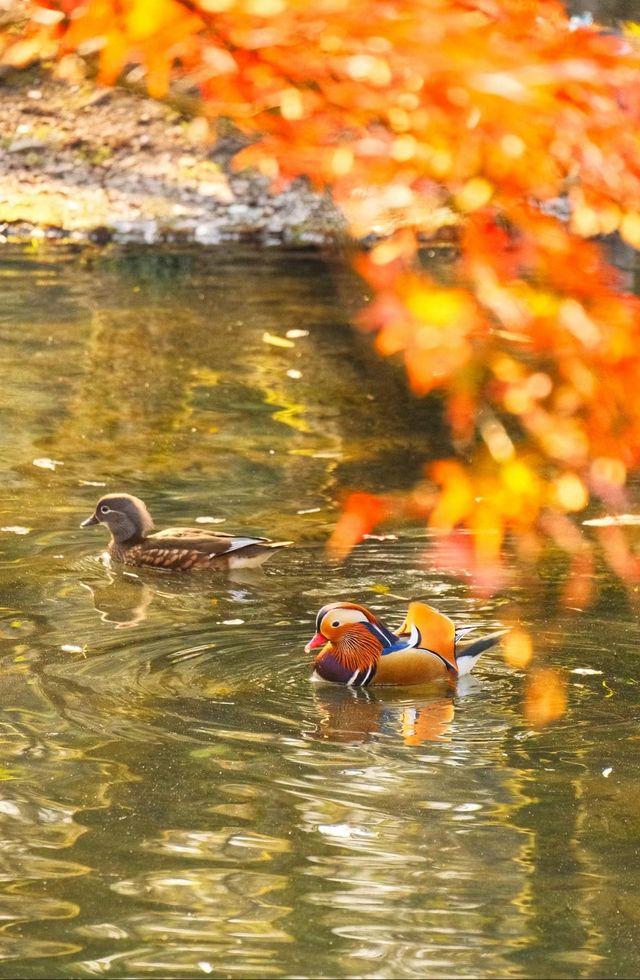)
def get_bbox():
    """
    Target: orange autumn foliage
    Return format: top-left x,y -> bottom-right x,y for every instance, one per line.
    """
4,0 -> 640,599
327,492 -> 390,562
